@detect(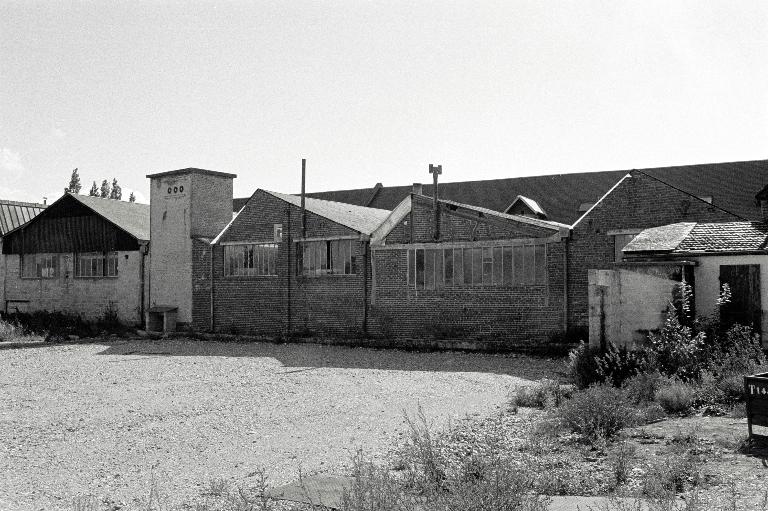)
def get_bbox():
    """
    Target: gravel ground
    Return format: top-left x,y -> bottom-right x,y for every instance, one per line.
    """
0,338 -> 564,510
